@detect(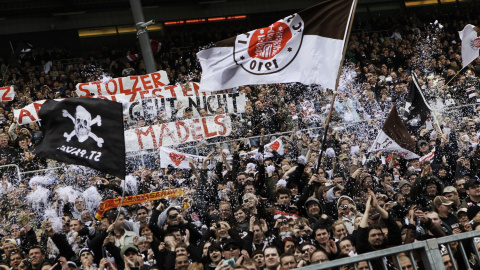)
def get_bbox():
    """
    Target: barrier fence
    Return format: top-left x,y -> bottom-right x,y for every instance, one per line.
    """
298,229 -> 480,270
124,117 -> 382,167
